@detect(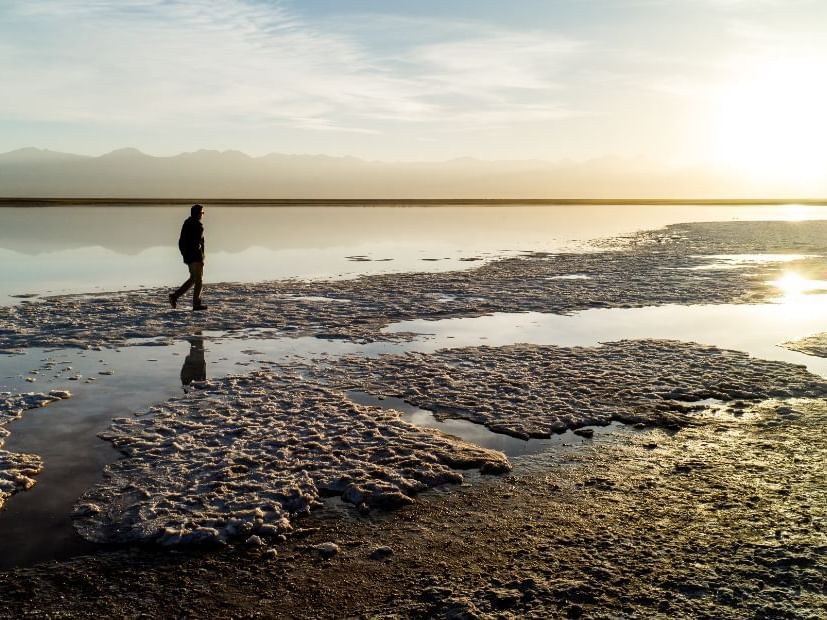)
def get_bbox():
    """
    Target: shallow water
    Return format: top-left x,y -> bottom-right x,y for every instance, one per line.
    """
346,390 -> 618,457
4,203 -> 827,301
0,334 -> 408,568
387,294 -> 827,379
